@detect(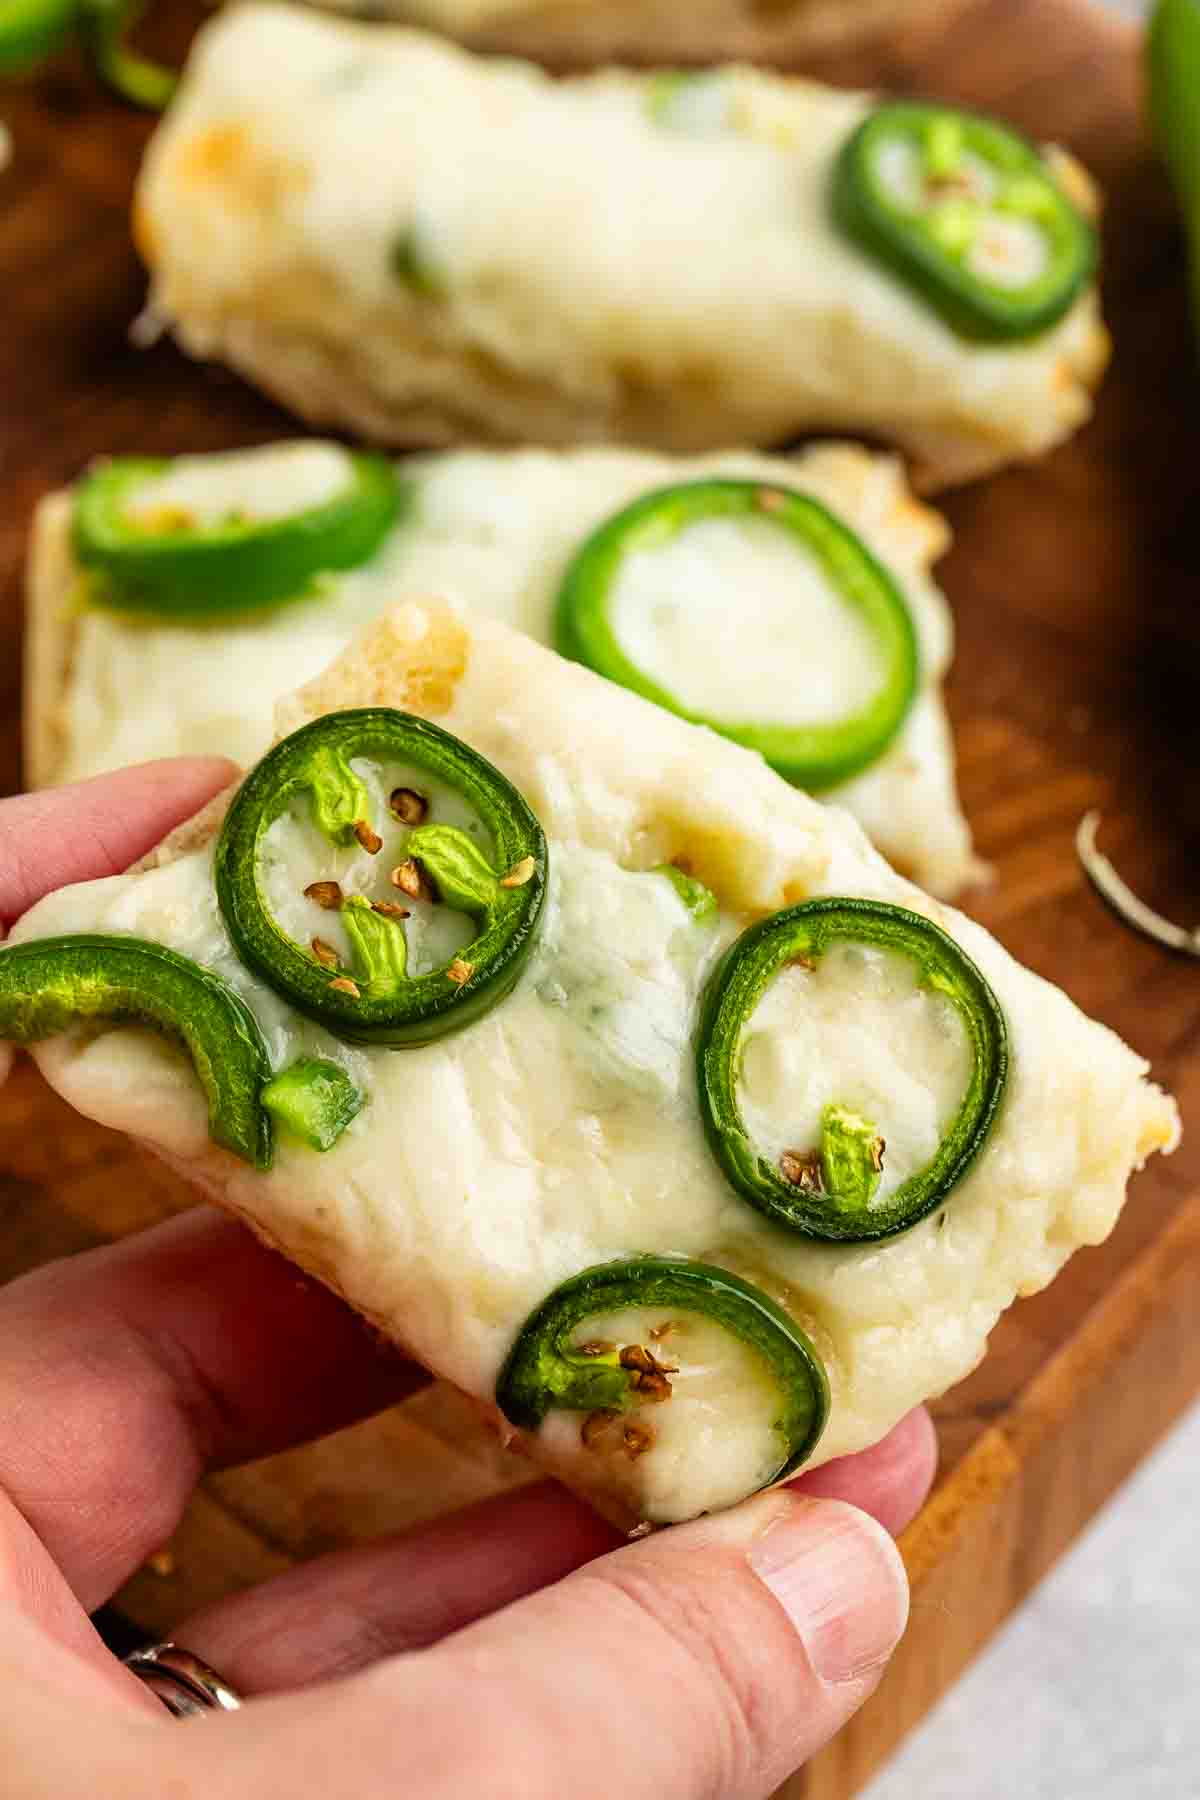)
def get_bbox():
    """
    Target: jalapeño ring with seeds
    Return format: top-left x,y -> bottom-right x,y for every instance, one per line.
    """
697,898 -> 1009,1242
496,1256 -> 830,1487
215,709 -> 547,1046
831,102 -> 1097,342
